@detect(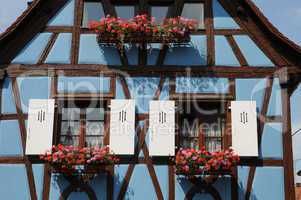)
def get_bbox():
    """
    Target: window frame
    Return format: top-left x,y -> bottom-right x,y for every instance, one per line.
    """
56,99 -> 110,148
176,100 -> 231,152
